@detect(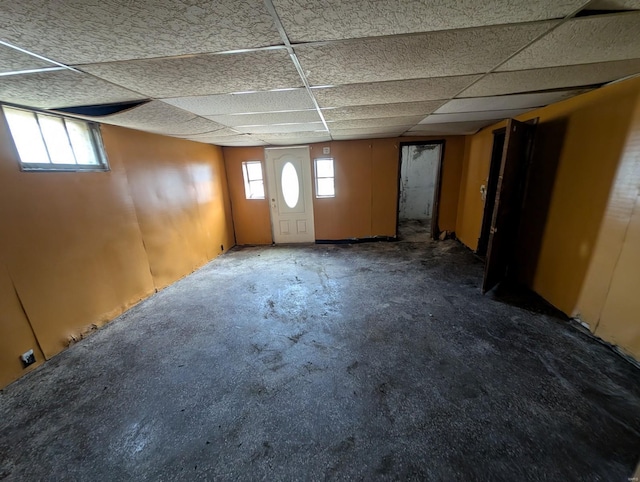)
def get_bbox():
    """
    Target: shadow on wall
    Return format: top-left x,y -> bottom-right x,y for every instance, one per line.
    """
514,118 -> 568,286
